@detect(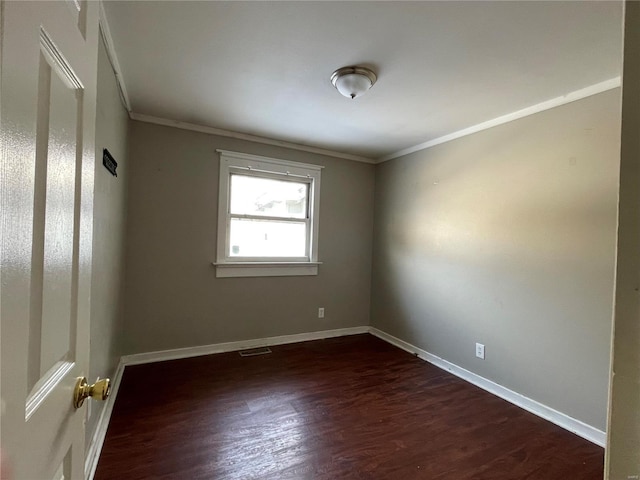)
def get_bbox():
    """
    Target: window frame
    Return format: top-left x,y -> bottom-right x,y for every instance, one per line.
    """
214,149 -> 323,278
227,171 -> 311,262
